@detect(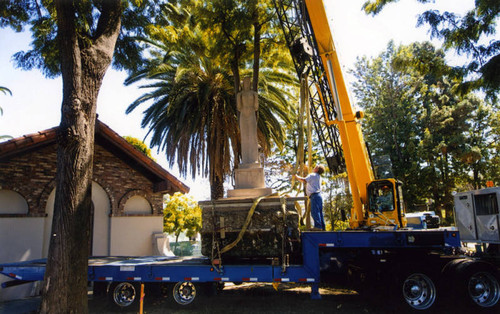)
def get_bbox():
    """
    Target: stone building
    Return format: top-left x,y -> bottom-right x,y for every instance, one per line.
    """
0,120 -> 189,300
